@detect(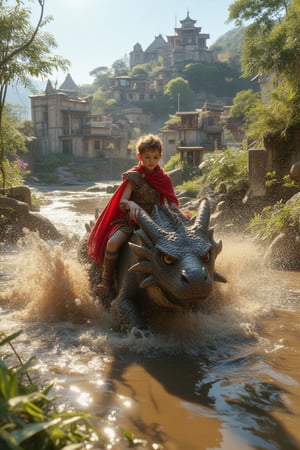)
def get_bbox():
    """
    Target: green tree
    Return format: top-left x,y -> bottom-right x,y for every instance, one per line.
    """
227,0 -> 294,81
111,58 -> 129,76
1,109 -> 28,187
228,0 -> 289,29
164,77 -> 194,111
227,0 -> 300,138
0,0 -> 69,189
140,94 -> 171,118
91,87 -> 108,114
89,65 -> 111,90
231,89 -> 261,126
130,64 -> 151,79
183,61 -> 248,97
